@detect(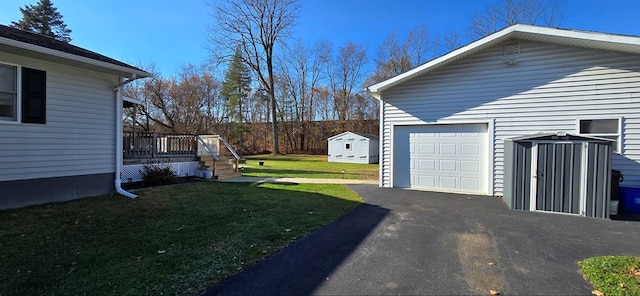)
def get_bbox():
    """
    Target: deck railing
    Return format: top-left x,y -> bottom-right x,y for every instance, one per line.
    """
123,132 -> 197,158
